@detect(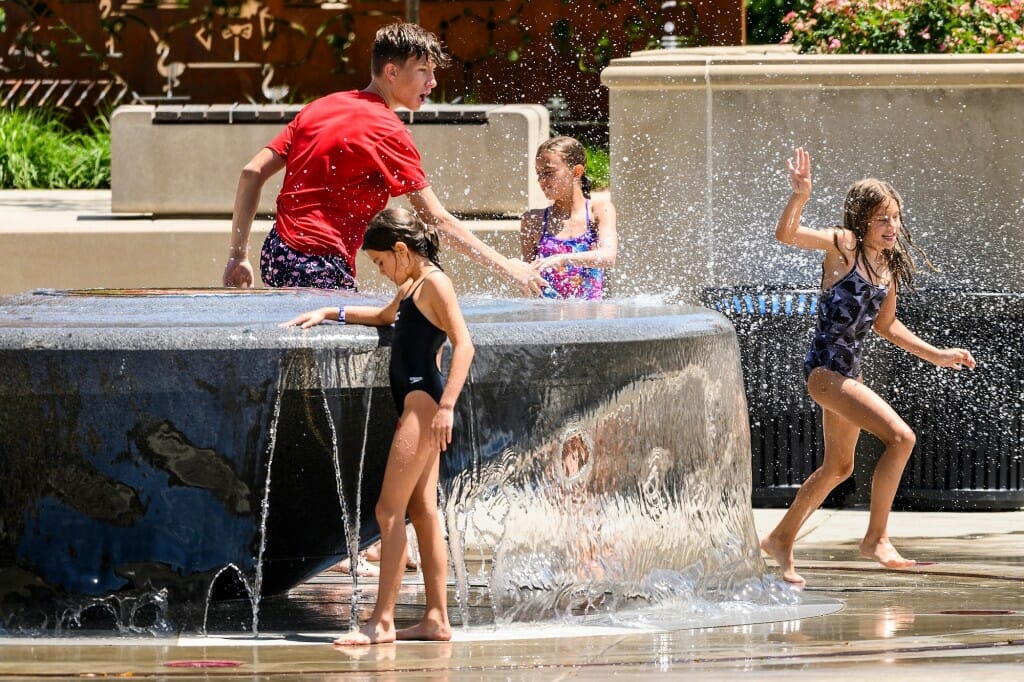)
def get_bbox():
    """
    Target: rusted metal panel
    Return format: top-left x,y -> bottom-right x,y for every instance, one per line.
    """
0,0 -> 743,123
